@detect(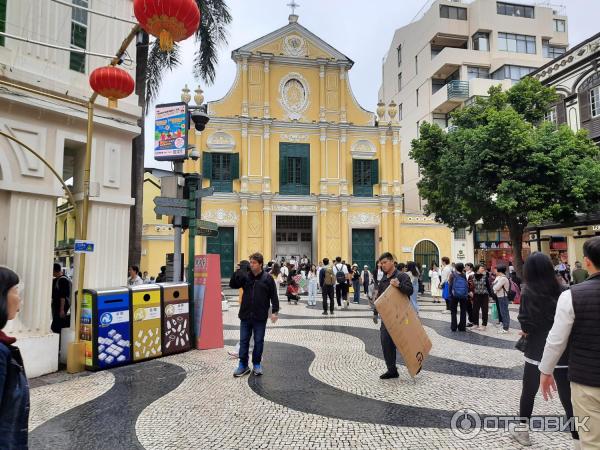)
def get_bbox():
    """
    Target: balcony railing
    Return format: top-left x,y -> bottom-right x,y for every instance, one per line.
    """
447,80 -> 469,100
